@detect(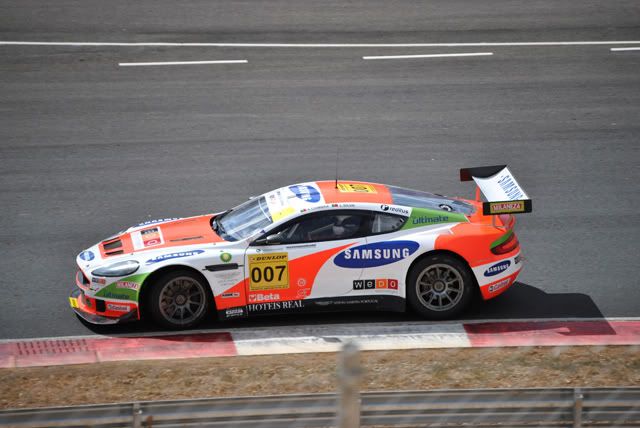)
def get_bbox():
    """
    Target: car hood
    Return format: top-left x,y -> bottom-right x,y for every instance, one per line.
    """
77,215 -> 228,267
